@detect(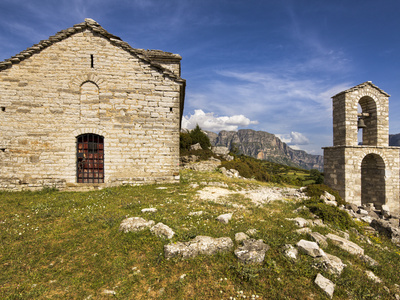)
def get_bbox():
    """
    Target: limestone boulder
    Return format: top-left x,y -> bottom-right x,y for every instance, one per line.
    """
370,218 -> 400,245
286,217 -> 310,228
315,253 -> 346,275
315,273 -> 335,299
119,217 -> 155,233
234,239 -> 270,264
283,244 -> 298,260
235,232 -> 250,243
309,232 -> 328,248
326,233 -> 364,255
164,236 -> 233,259
296,240 -> 325,257
150,222 -> 175,239
216,213 -> 233,224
